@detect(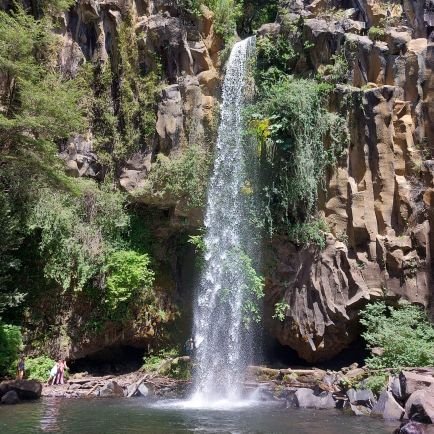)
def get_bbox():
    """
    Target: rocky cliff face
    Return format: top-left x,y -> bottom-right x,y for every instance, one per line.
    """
263,0 -> 434,362
13,0 -> 434,364
59,0 -> 221,222
16,0 -> 223,360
